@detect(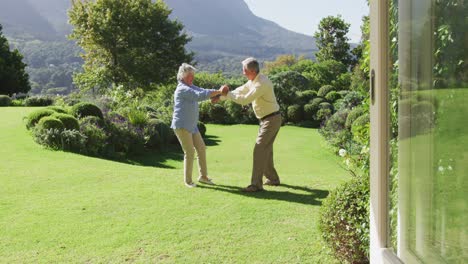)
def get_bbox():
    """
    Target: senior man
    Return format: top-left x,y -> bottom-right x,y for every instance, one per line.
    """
222,57 -> 282,192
